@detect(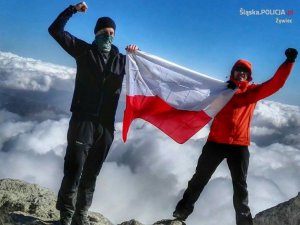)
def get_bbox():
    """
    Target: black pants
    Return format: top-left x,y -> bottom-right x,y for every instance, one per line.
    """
56,114 -> 114,213
175,141 -> 253,225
